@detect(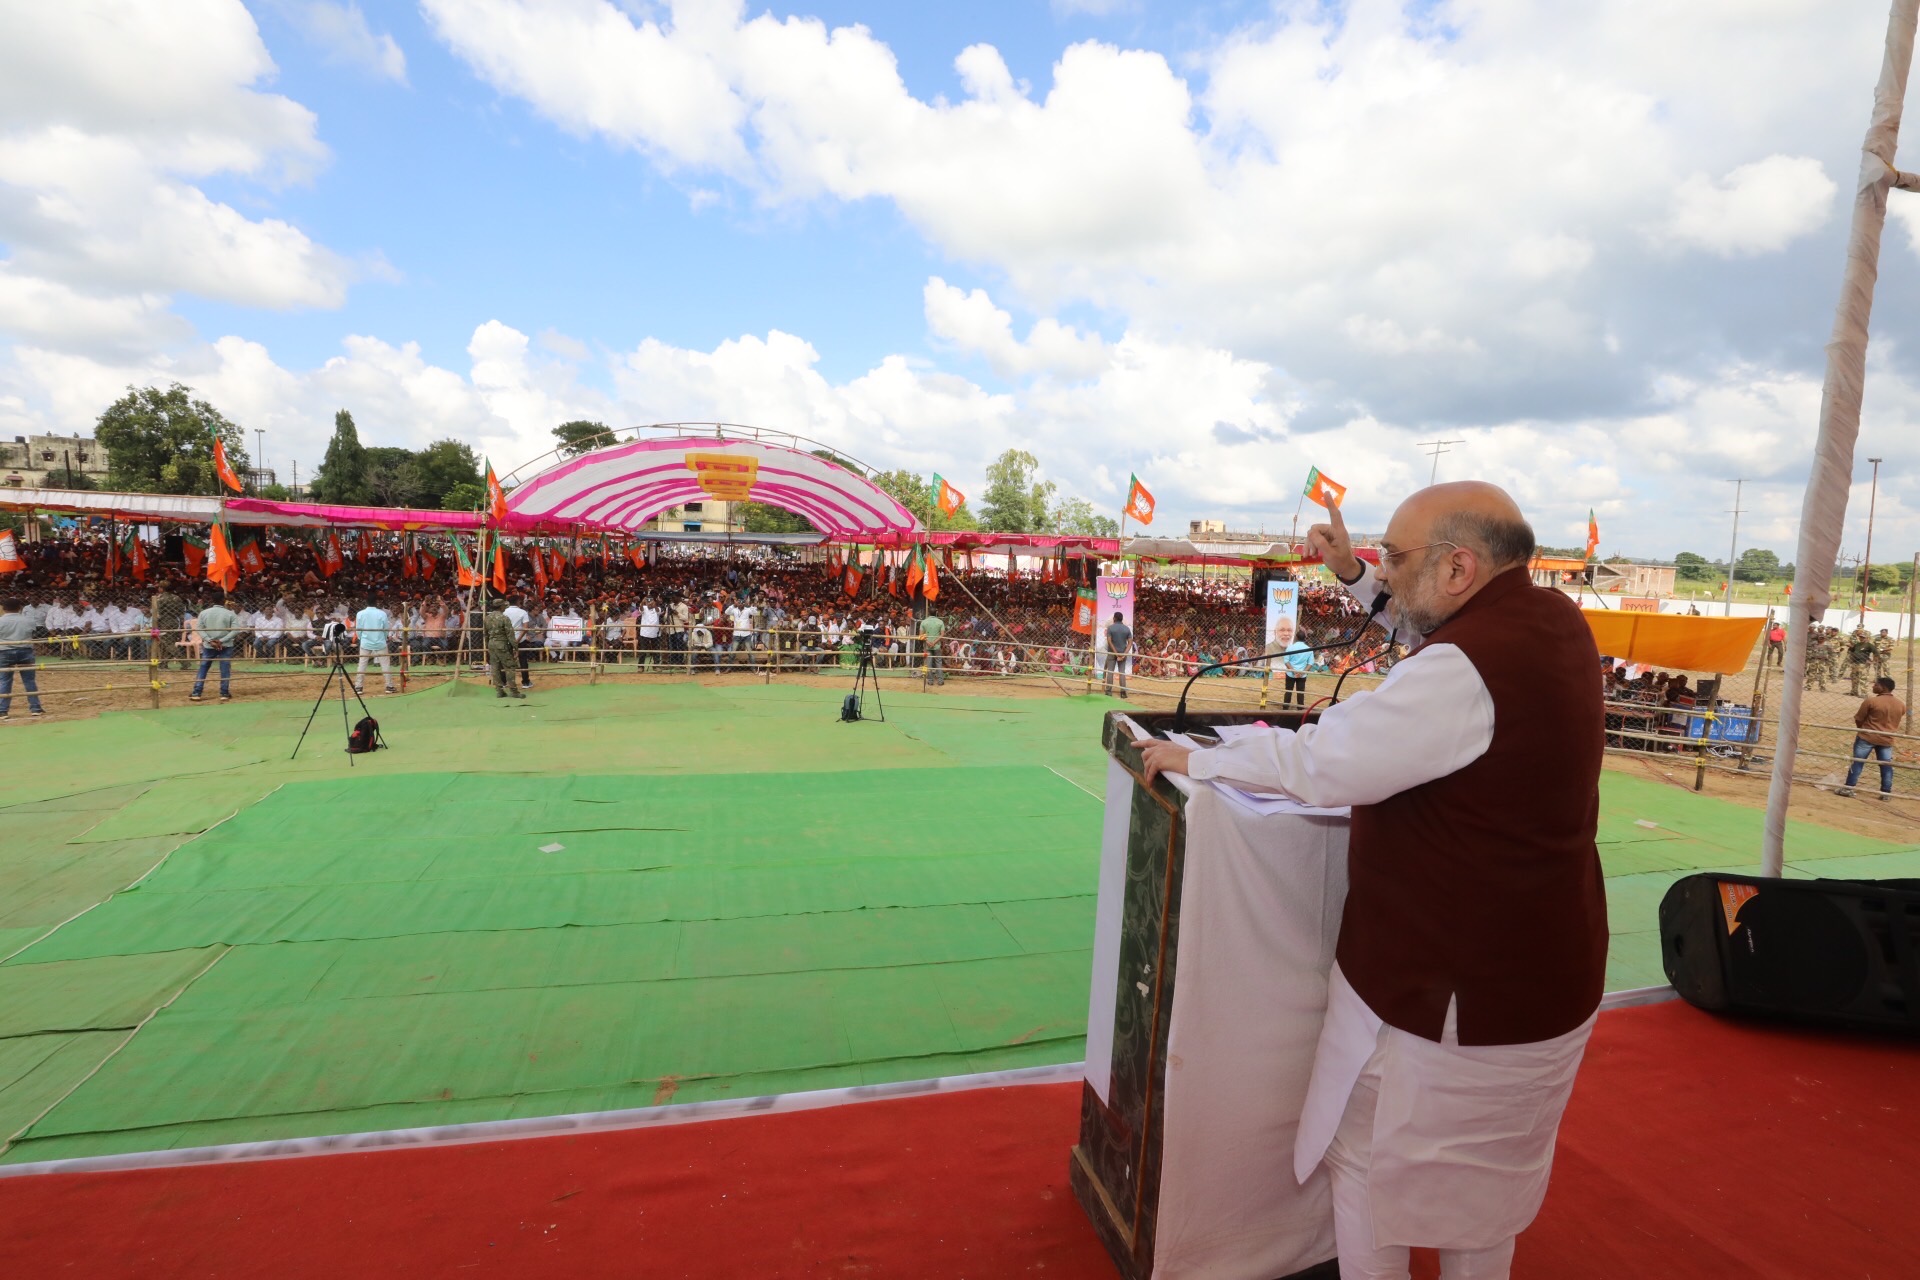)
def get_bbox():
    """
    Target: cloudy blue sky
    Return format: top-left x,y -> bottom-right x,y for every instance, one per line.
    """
3,0 -> 1918,560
